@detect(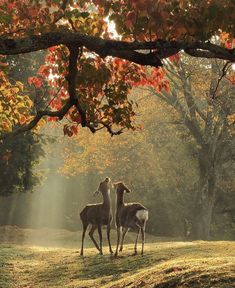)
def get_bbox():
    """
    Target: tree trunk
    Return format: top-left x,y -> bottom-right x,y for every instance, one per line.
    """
192,194 -> 215,240
192,148 -> 217,240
